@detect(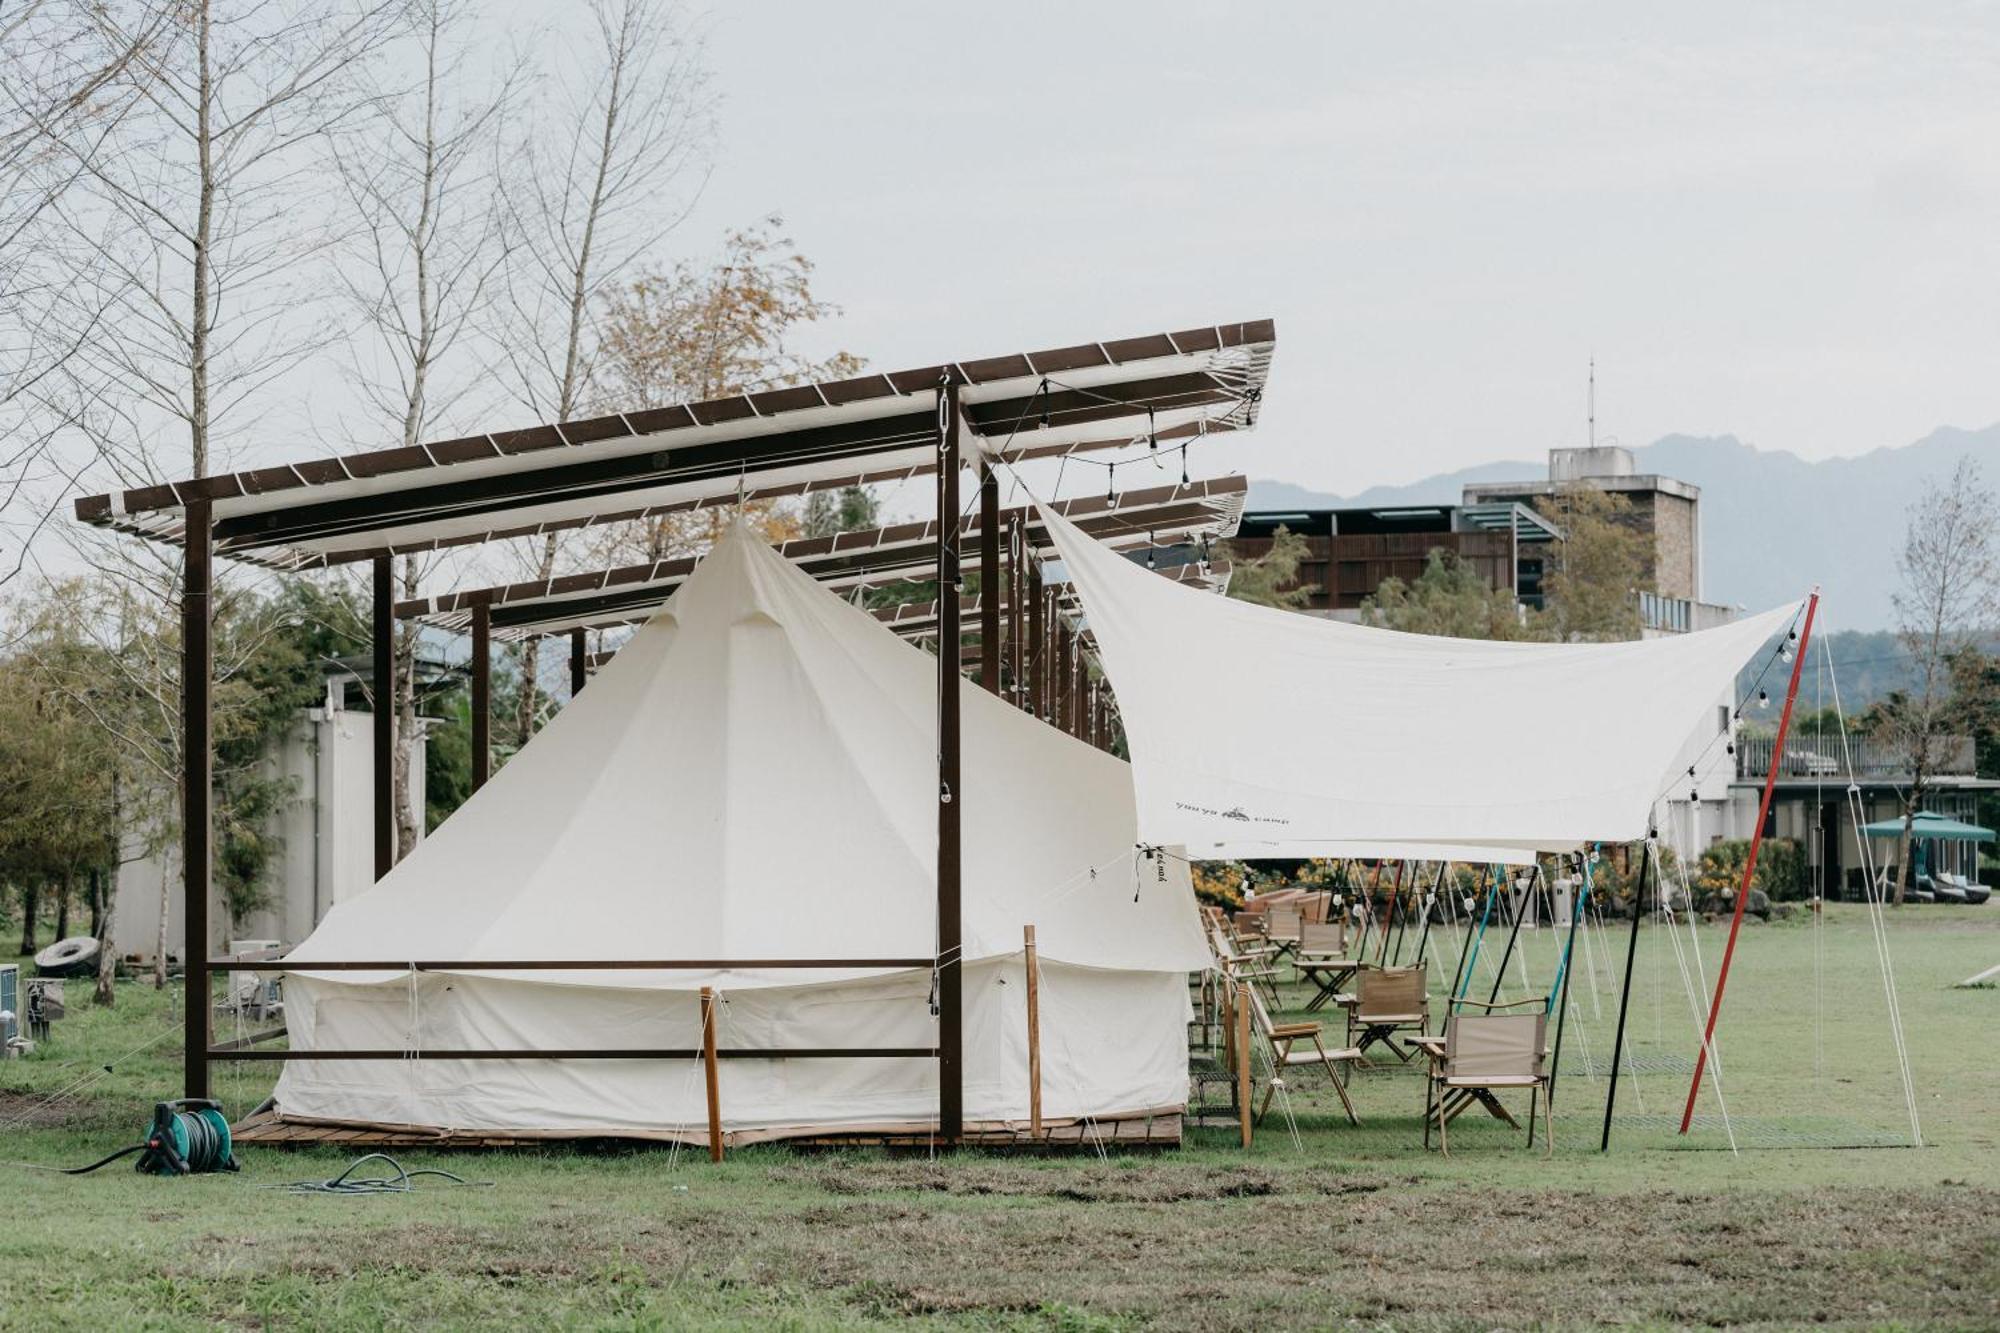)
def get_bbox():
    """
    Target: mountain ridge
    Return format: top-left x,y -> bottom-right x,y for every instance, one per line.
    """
1248,424 -> 2000,628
